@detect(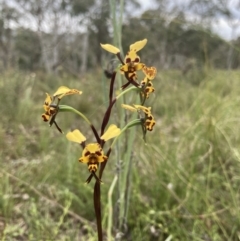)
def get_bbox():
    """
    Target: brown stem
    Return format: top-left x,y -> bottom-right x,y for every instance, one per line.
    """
100,71 -> 117,136
100,98 -> 117,136
116,53 -> 124,65
99,148 -> 112,179
91,124 -> 101,144
109,71 -> 117,102
94,181 -> 102,241
121,81 -> 131,90
93,148 -> 112,240
123,72 -> 140,89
